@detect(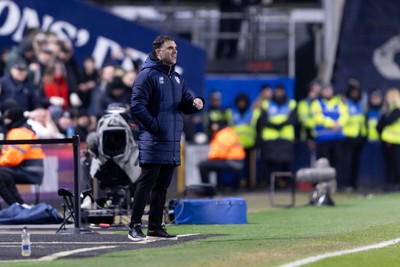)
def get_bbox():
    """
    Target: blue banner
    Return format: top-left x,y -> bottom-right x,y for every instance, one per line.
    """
0,0 -> 206,95
205,75 -> 294,109
333,0 -> 400,94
